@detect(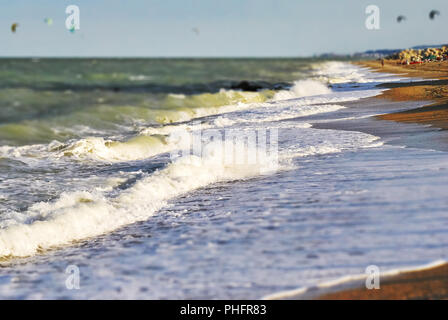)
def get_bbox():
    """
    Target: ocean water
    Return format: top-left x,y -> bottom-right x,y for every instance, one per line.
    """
0,58 -> 447,299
